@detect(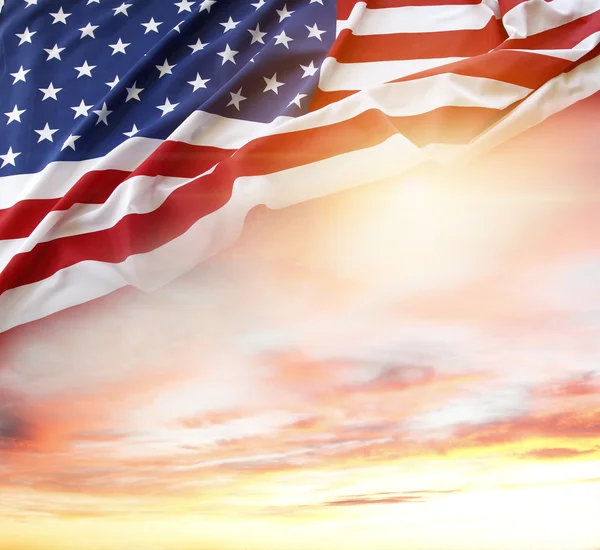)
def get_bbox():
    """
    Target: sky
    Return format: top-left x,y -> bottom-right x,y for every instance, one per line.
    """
1,96 -> 600,550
